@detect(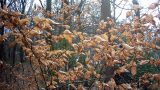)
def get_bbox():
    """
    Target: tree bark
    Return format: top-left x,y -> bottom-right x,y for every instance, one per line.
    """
101,0 -> 111,20
46,0 -> 52,11
132,0 -> 140,18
